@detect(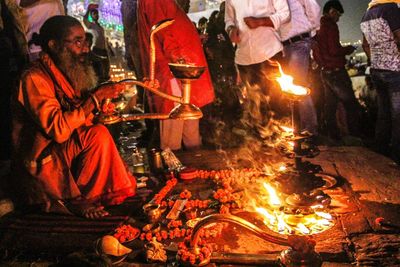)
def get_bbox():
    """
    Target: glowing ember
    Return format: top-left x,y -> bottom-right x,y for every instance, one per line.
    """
274,62 -> 309,96
256,182 -> 335,236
